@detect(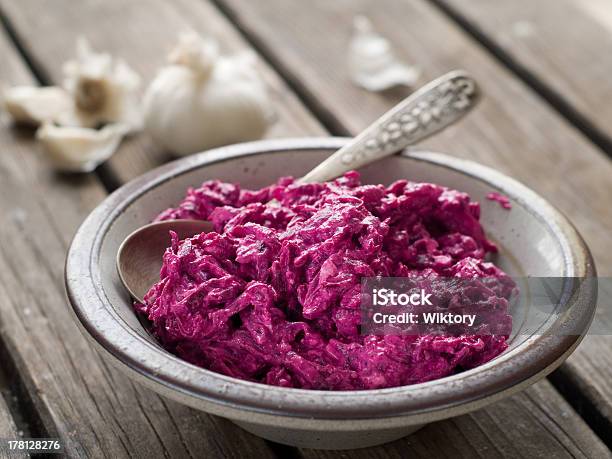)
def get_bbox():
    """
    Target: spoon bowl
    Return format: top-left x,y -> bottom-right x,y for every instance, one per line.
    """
116,219 -> 213,302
